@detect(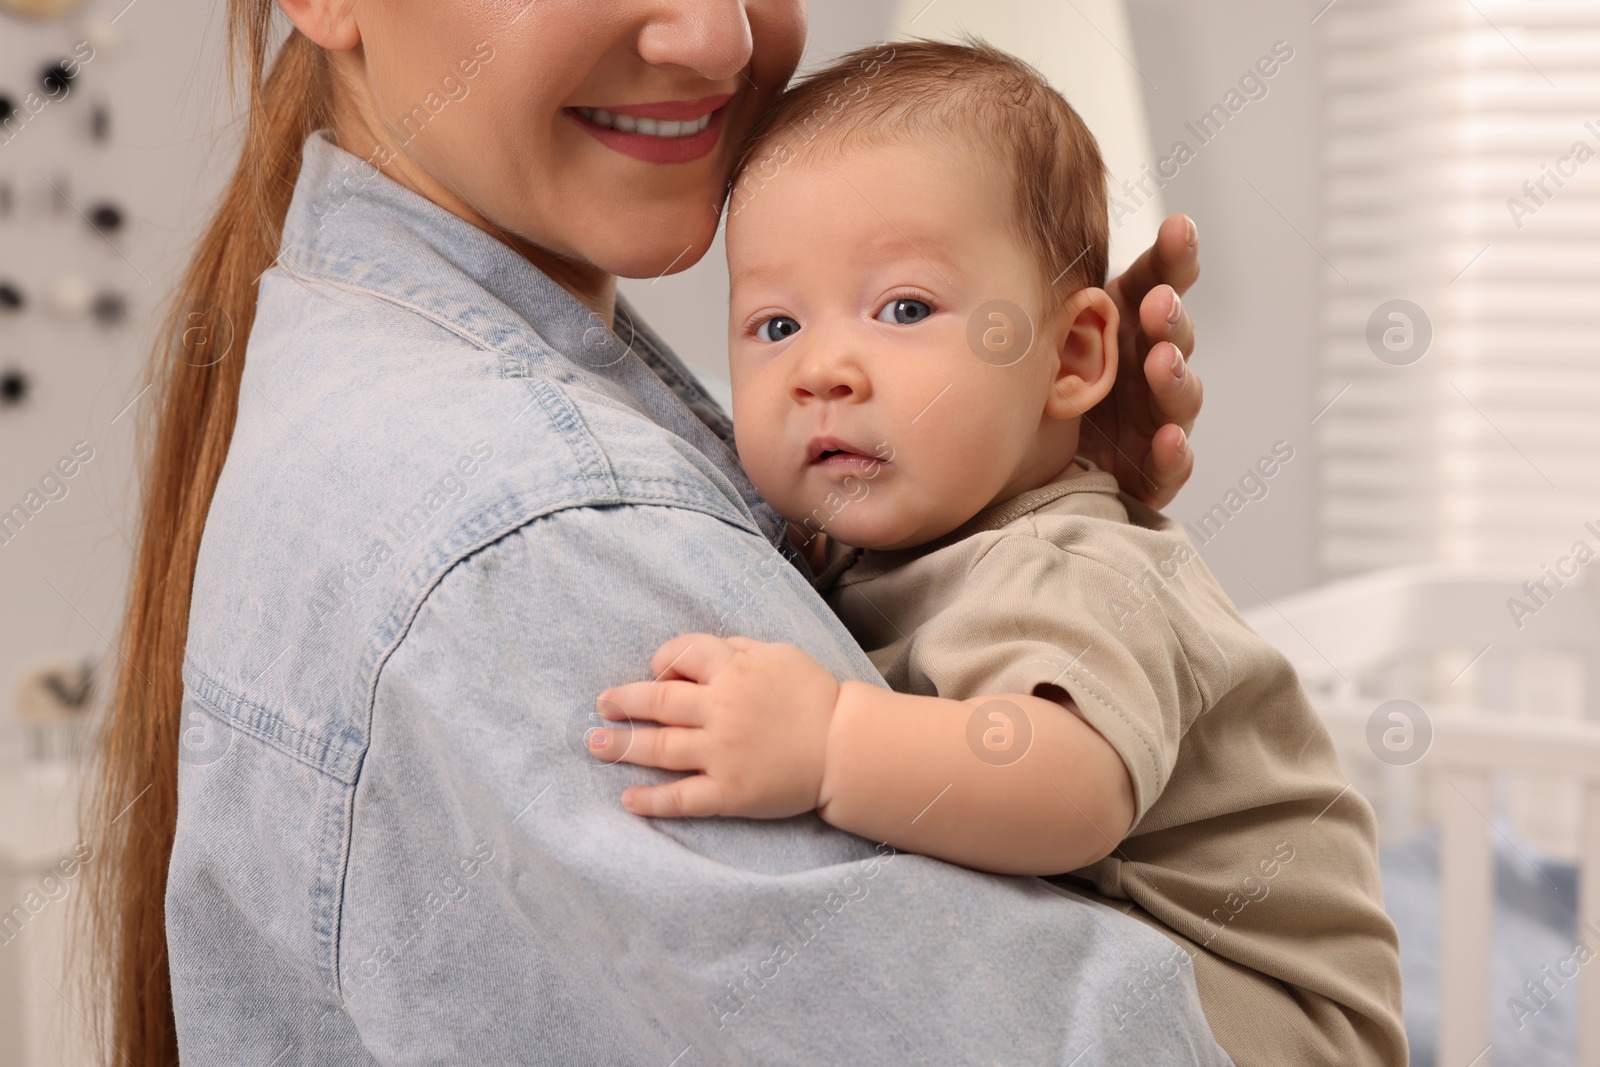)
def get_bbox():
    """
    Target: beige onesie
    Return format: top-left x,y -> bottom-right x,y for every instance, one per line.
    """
816,465 -> 1406,1066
